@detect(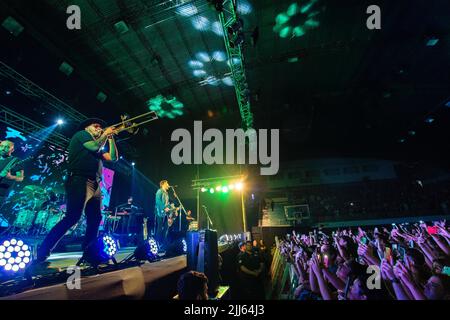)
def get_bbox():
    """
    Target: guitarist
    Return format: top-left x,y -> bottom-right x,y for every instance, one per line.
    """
154,180 -> 172,247
0,140 -> 24,200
